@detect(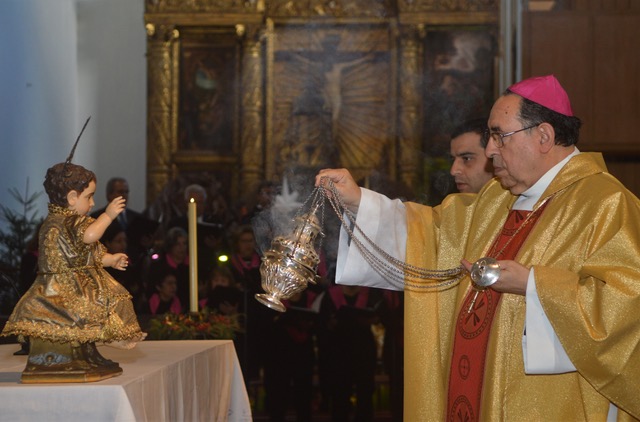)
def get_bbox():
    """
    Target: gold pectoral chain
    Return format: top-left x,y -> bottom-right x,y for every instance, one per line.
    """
466,196 -> 554,313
